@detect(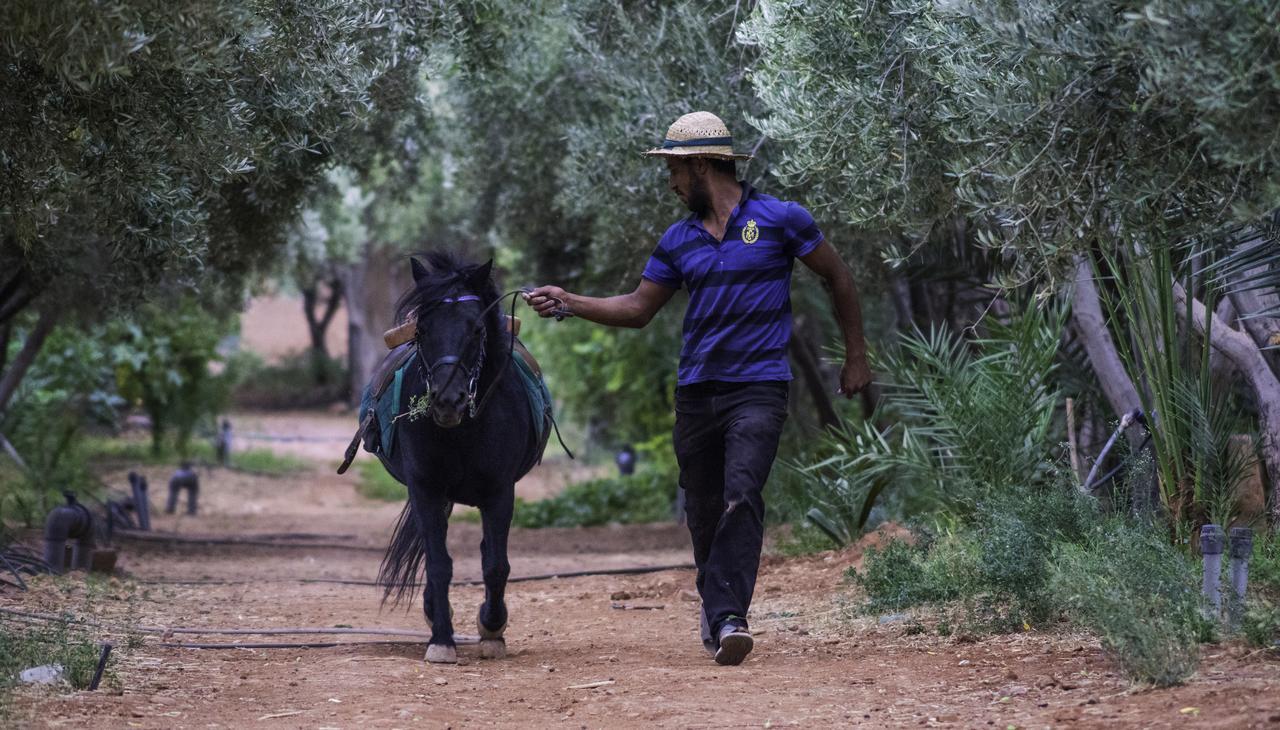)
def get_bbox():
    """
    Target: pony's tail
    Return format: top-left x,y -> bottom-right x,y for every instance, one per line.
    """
378,503 -> 426,606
